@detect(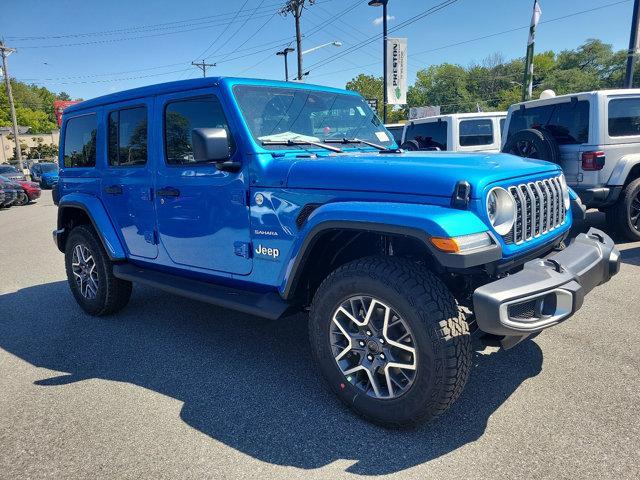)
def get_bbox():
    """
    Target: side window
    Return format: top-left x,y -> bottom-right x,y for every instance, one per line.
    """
164,95 -> 231,165
608,98 -> 640,137
499,118 -> 506,135
64,114 -> 97,168
459,119 -> 493,146
404,121 -> 447,150
386,126 -> 404,143
108,106 -> 148,167
506,100 -> 590,145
